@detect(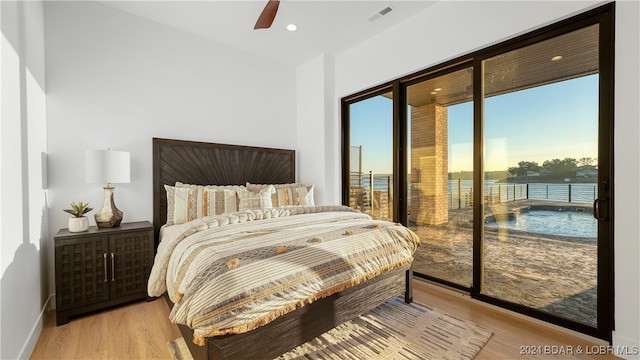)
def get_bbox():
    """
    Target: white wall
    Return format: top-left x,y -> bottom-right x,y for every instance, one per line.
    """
331,0 -> 640,353
1,0 -> 49,358
44,0 -> 297,293
297,55 -> 327,202
612,0 -> 640,352
296,53 -> 338,205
